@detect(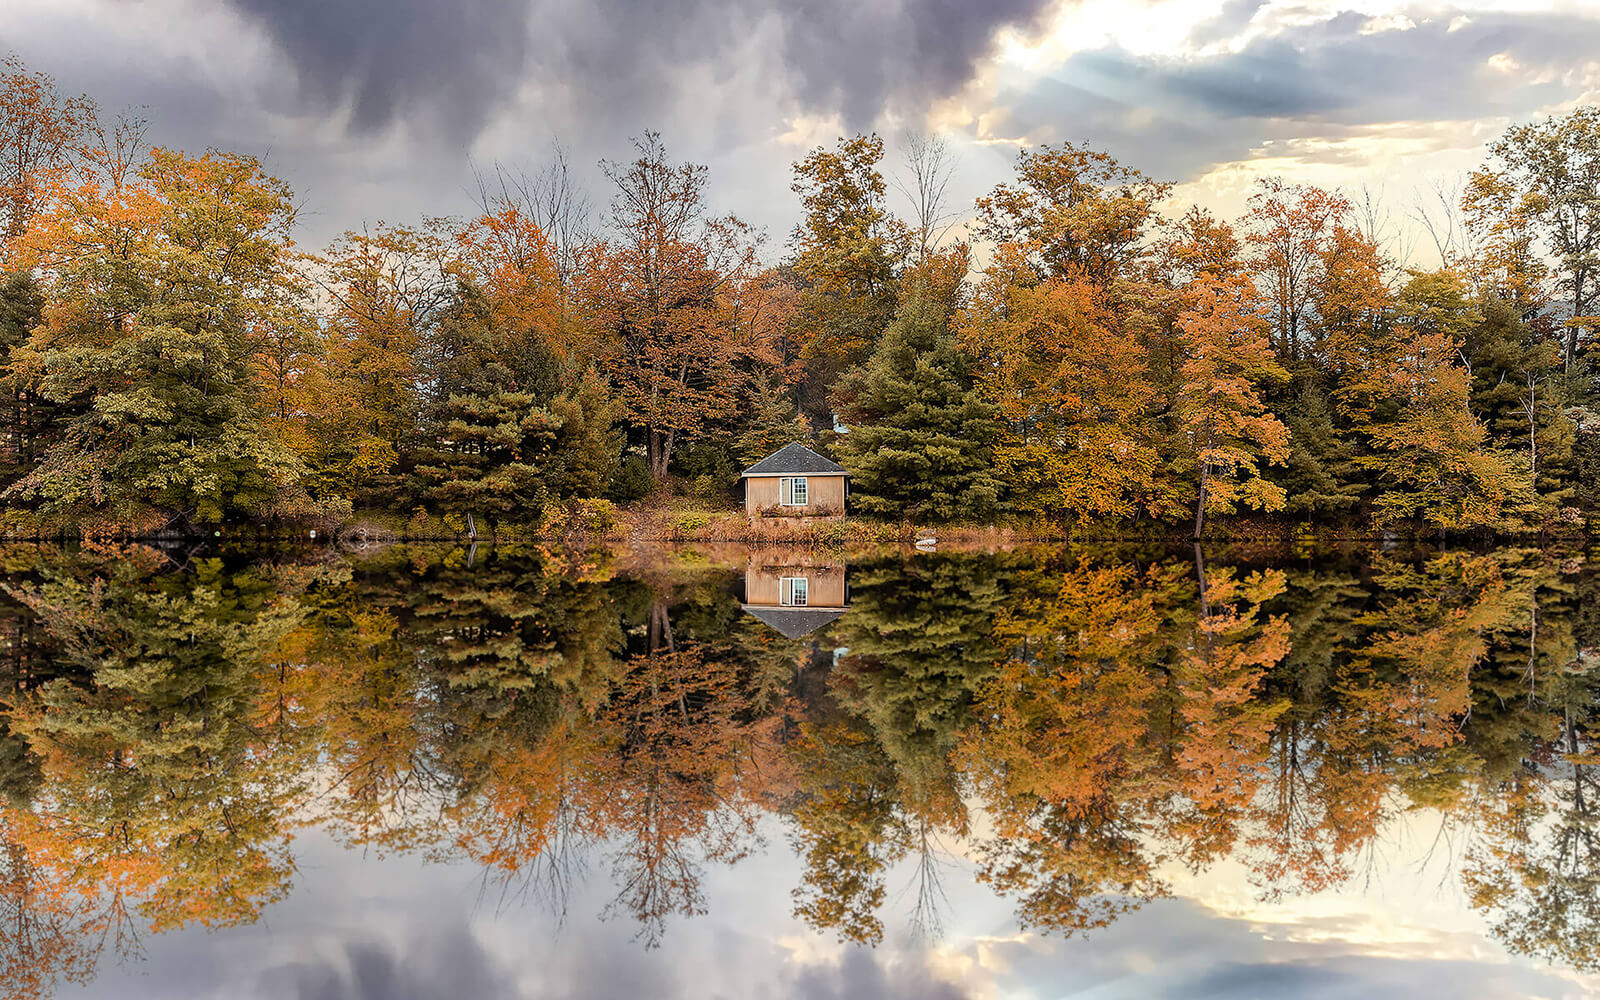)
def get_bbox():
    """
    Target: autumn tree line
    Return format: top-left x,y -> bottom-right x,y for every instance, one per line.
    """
0,542 -> 1592,991
1,53 -> 1599,535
